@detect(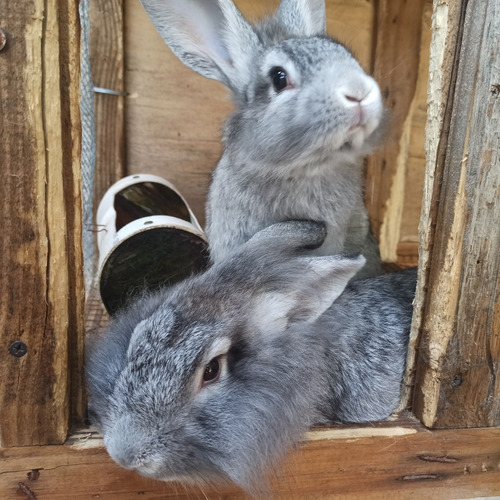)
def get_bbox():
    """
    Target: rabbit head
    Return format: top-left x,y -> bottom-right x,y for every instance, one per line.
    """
140,0 -> 383,168
86,221 -> 365,492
